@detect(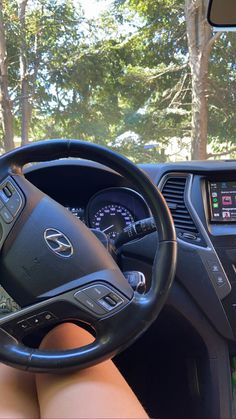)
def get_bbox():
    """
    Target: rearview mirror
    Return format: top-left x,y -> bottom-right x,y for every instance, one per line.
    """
208,0 -> 236,29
